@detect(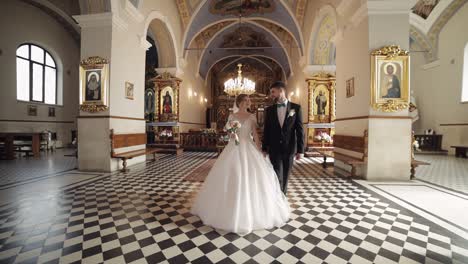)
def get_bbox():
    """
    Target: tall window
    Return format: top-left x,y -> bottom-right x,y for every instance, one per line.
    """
16,44 -> 57,104
463,43 -> 468,102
